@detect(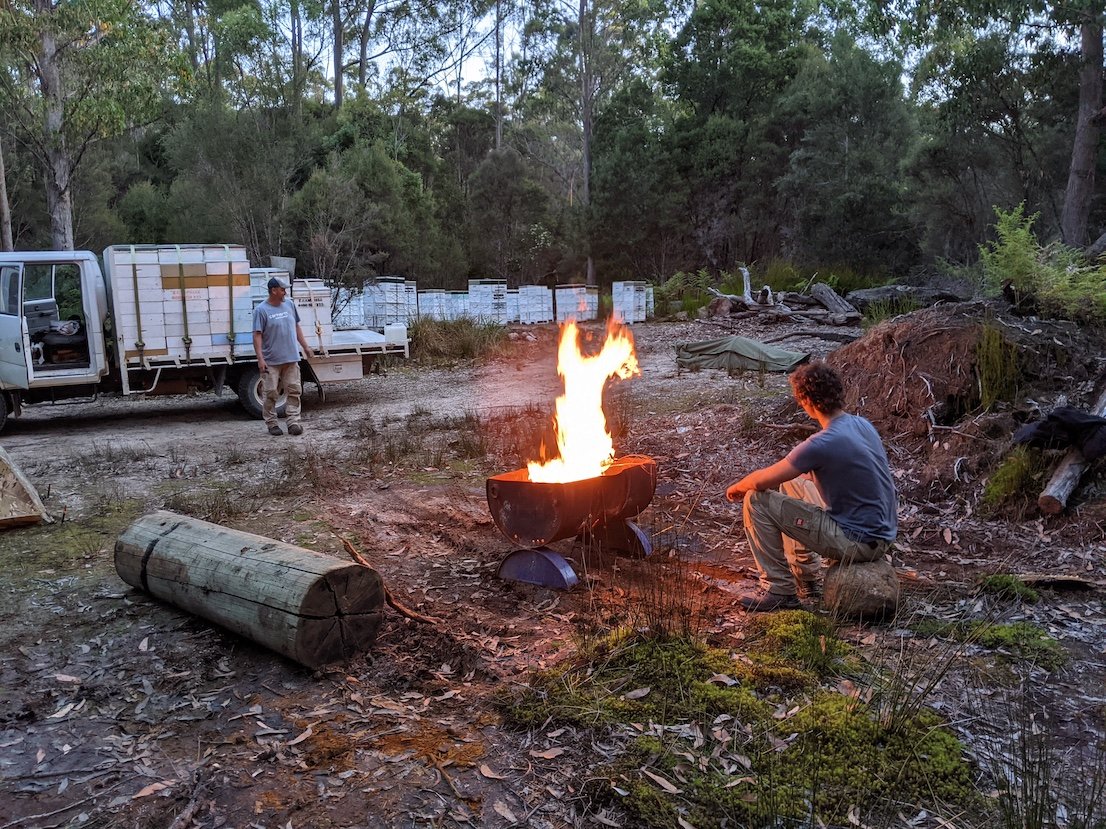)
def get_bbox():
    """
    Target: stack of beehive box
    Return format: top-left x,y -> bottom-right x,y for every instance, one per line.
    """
469,279 -> 509,323
612,281 -> 651,323
555,284 -> 591,322
516,286 -> 552,323
362,277 -> 409,326
105,245 -> 251,363
447,290 -> 469,320
417,289 -> 448,319
331,288 -> 364,329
